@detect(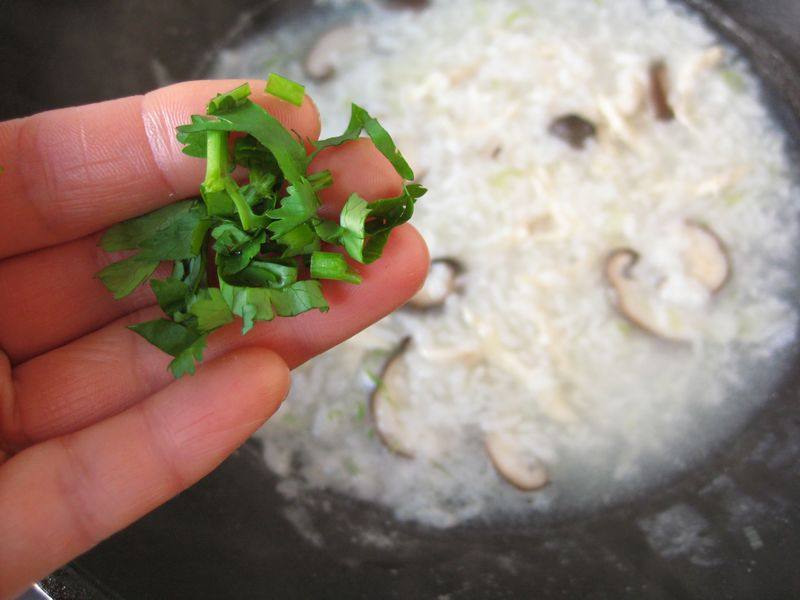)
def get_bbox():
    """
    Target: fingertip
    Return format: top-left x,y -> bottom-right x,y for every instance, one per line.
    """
378,224 -> 431,295
310,138 -> 404,219
144,347 -> 291,485
204,347 -> 291,420
227,346 -> 292,408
